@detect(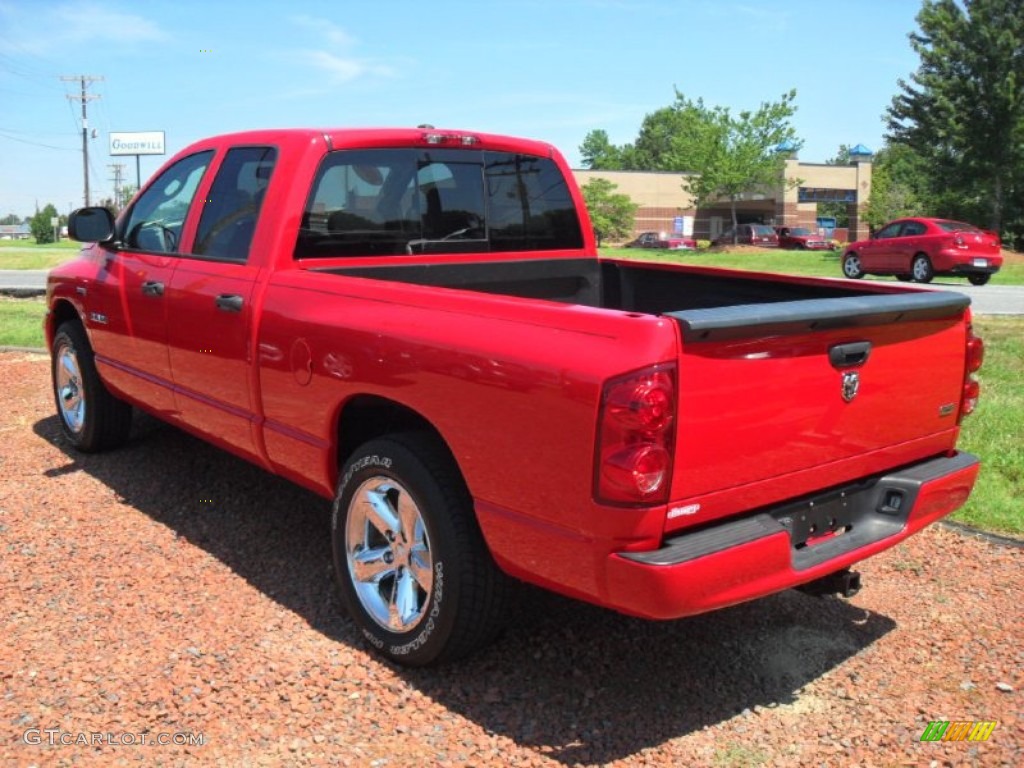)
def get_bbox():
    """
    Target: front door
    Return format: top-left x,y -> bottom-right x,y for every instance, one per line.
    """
89,151 -> 214,415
